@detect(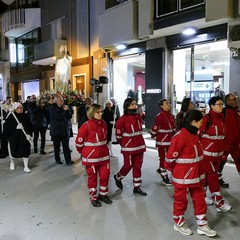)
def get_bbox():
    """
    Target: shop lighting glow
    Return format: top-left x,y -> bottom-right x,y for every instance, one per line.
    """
116,44 -> 127,50
182,27 -> 197,35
